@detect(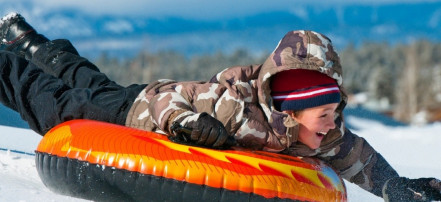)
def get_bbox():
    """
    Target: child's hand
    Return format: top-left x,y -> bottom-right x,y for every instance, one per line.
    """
190,112 -> 233,148
383,177 -> 441,201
